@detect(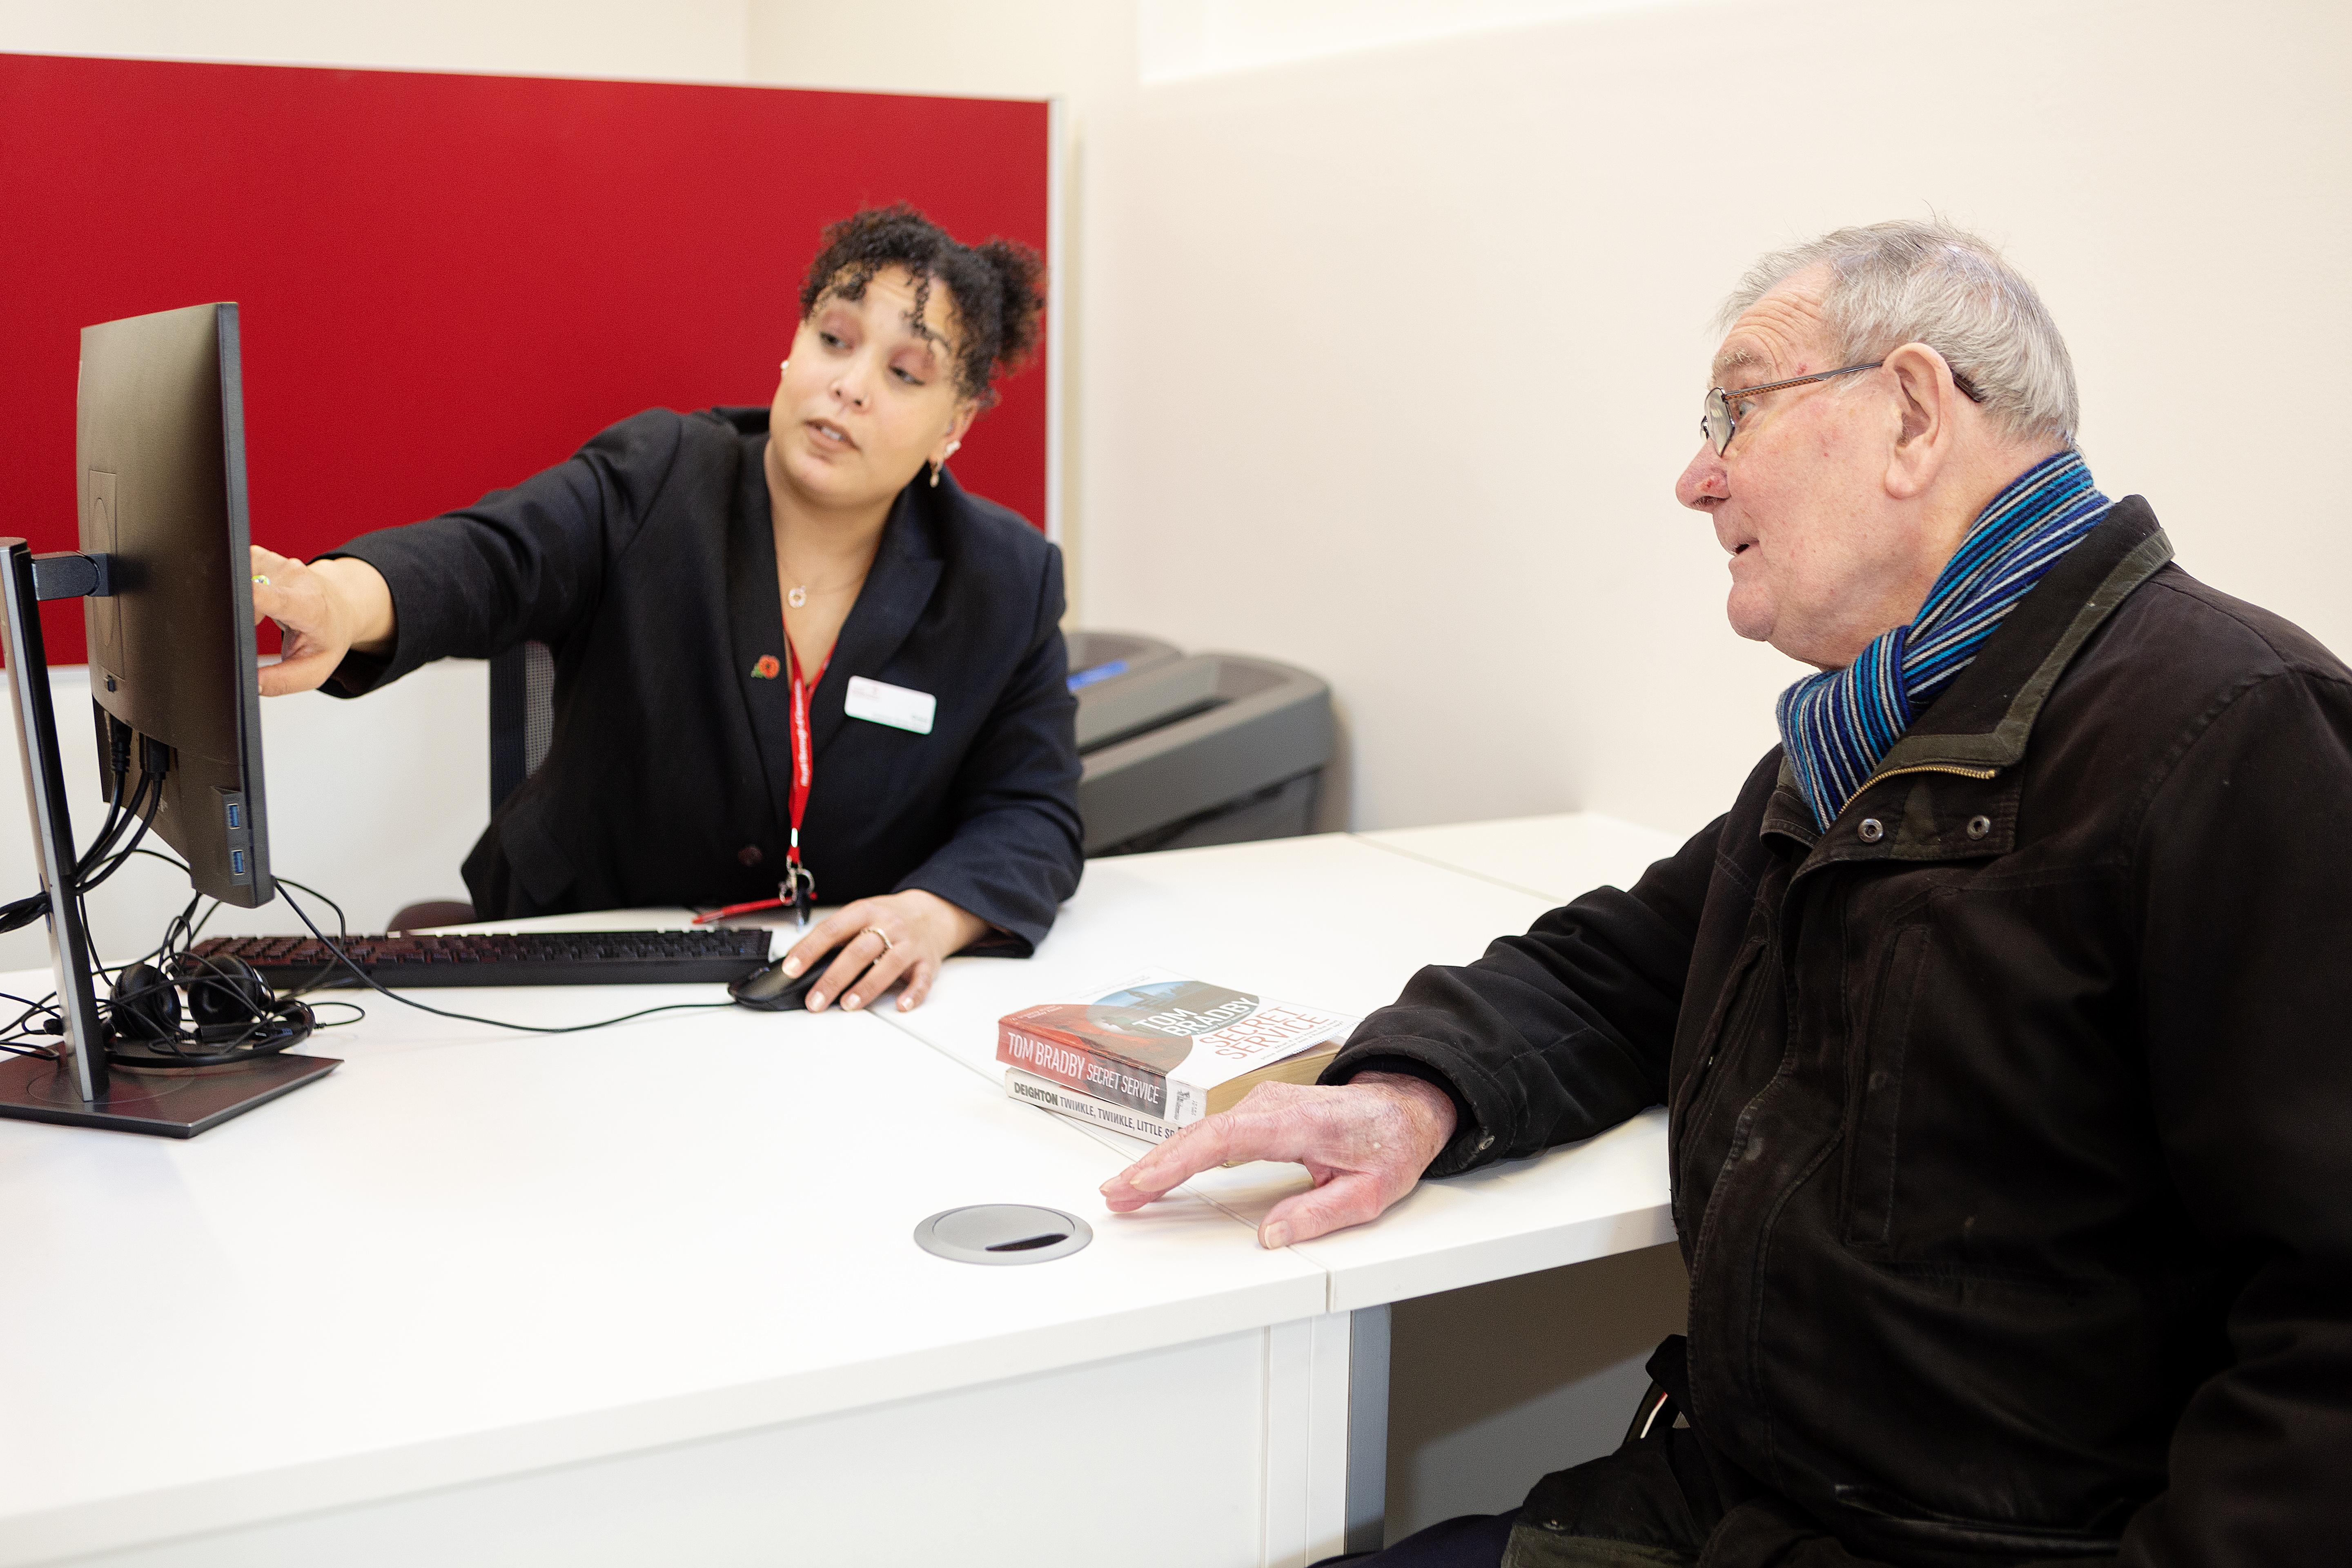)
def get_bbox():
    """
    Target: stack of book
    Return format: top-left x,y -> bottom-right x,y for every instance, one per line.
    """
998,970 -> 1357,1144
